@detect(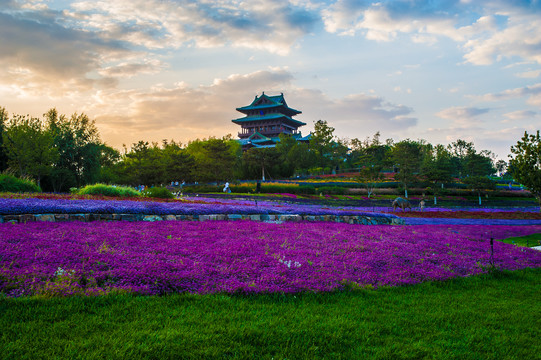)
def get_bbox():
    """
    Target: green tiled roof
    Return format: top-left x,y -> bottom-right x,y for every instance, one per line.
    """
236,92 -> 301,115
